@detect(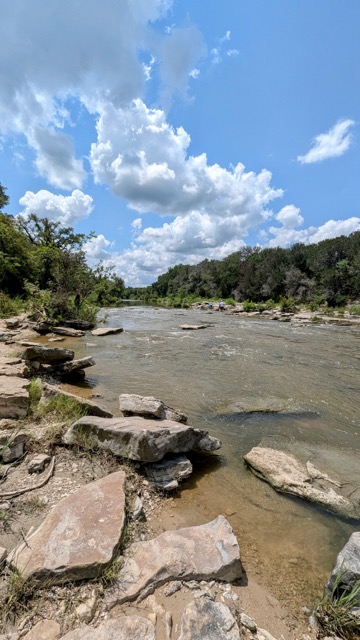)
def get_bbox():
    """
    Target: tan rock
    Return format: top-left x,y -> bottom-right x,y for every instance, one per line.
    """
23,619 -> 61,640
76,591 -> 97,623
60,617 -> 155,639
0,376 -> 30,418
119,393 -> 187,423
52,327 -> 85,337
106,515 -> 241,607
244,447 -> 359,519
91,327 -> 124,336
178,597 -> 241,640
64,416 -> 221,463
0,431 -> 28,462
8,470 -> 126,583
